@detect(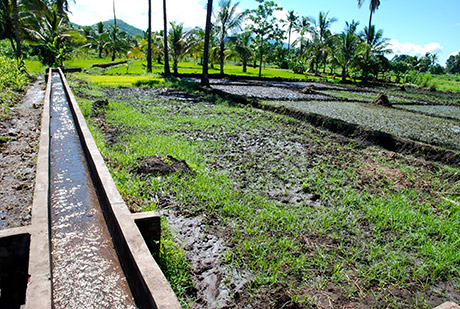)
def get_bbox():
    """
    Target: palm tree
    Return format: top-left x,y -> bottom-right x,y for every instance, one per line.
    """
230,31 -> 252,72
284,10 -> 298,52
330,21 -> 365,82
215,0 -> 244,75
162,0 -> 170,77
54,0 -> 72,18
358,0 -> 381,82
293,16 -> 311,60
310,11 -> 336,74
168,22 -> 196,75
361,25 -> 391,55
22,5 -> 69,66
147,0 -> 152,72
201,0 -> 213,86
